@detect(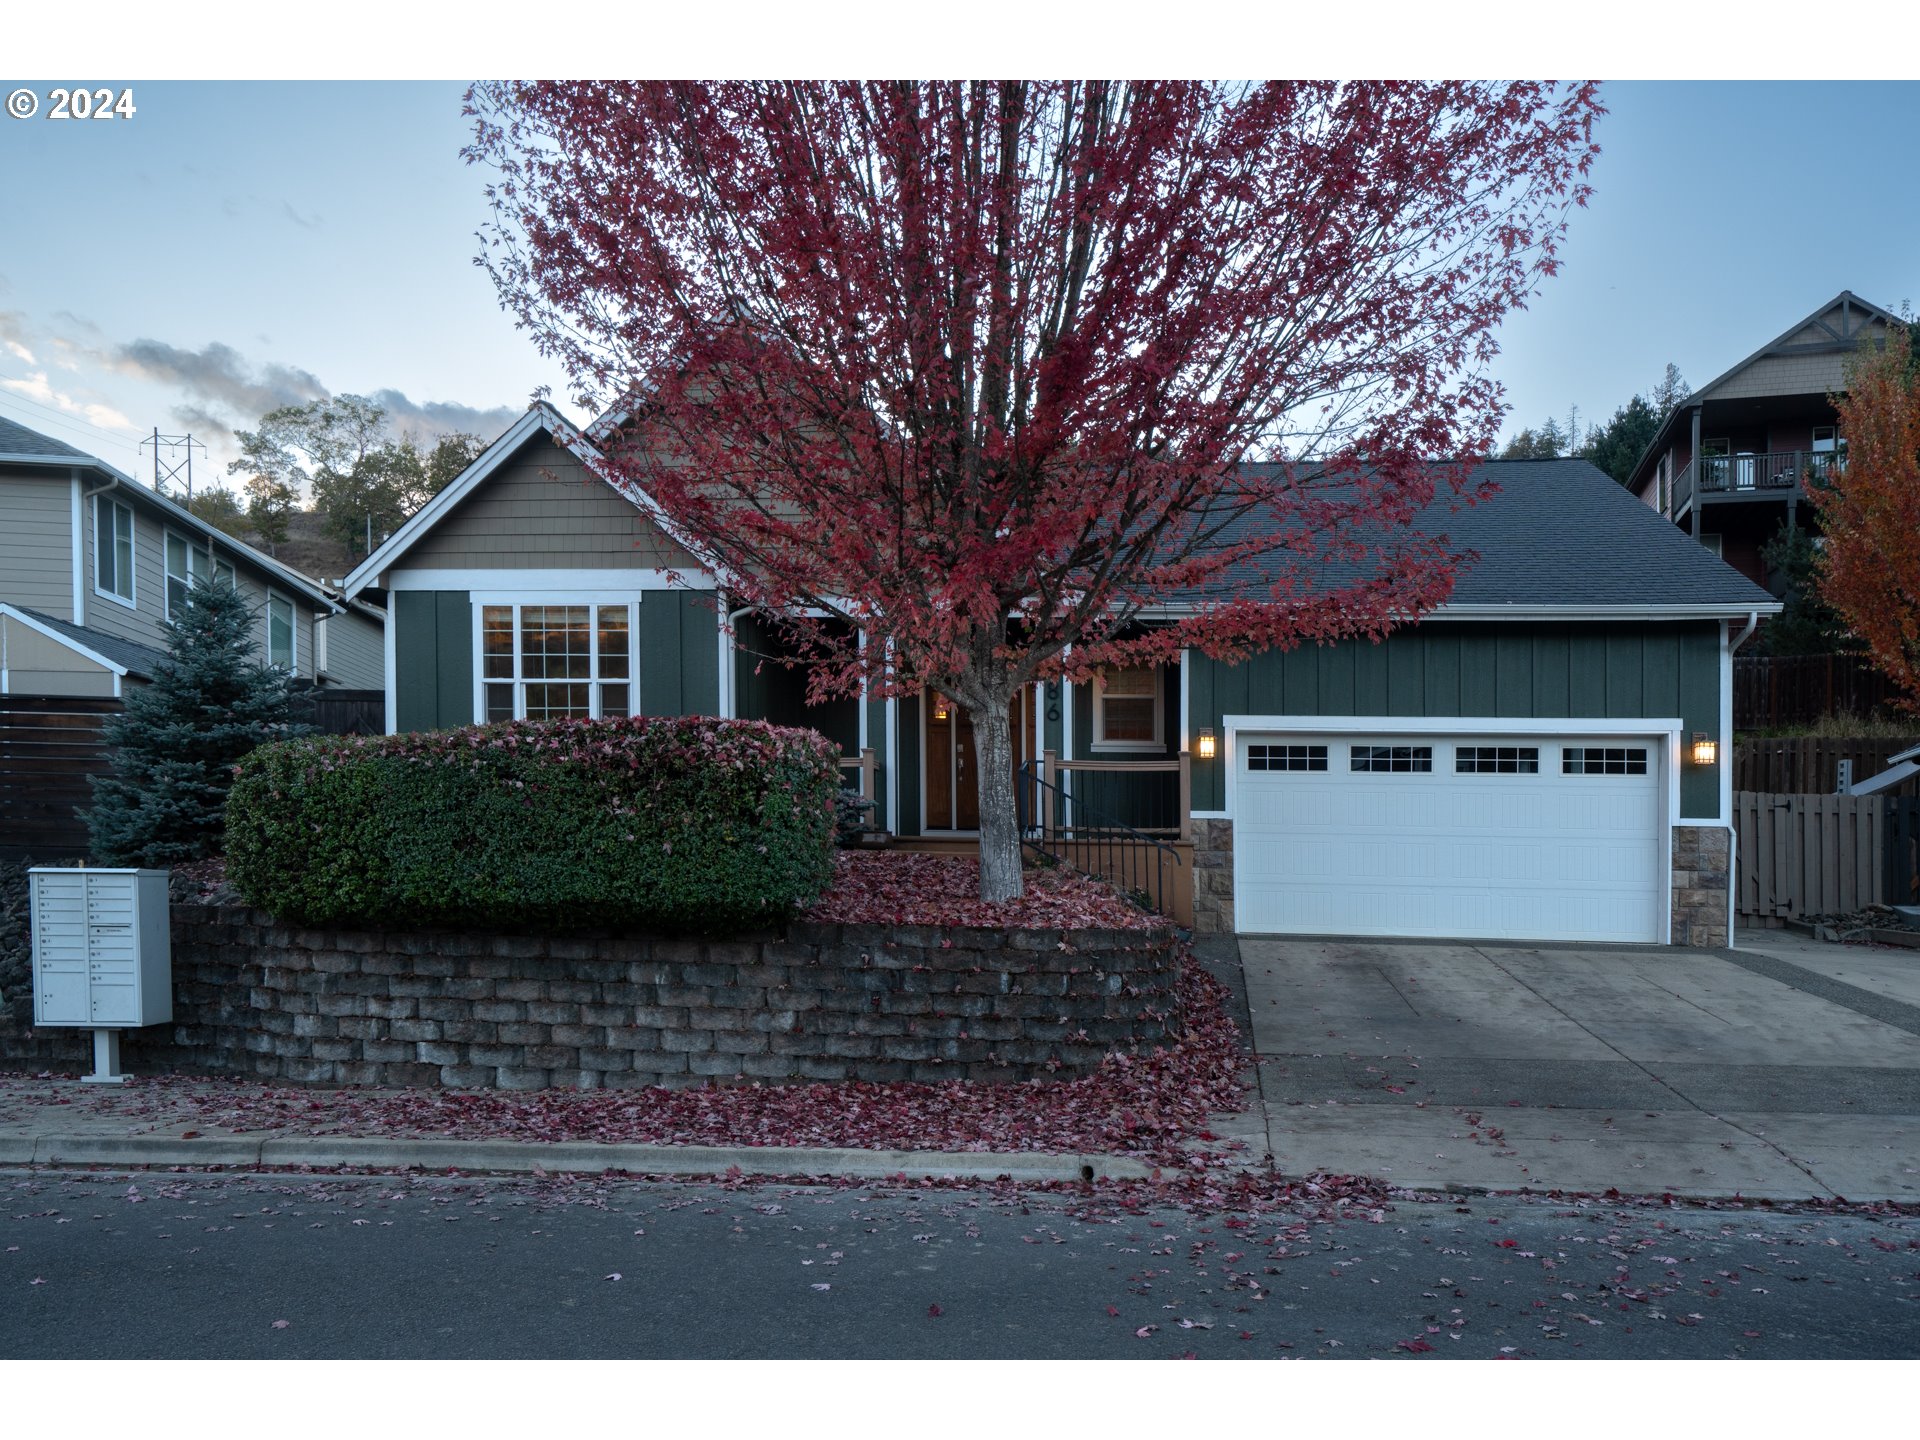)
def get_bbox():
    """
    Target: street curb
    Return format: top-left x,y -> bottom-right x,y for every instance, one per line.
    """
10,1133 -> 1158,1183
